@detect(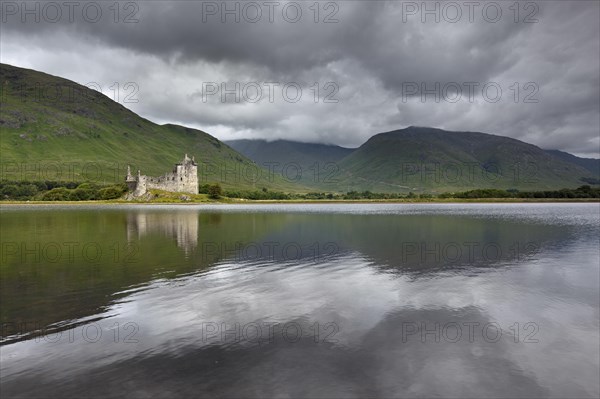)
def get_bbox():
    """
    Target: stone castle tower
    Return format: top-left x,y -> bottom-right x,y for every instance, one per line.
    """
126,154 -> 198,197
